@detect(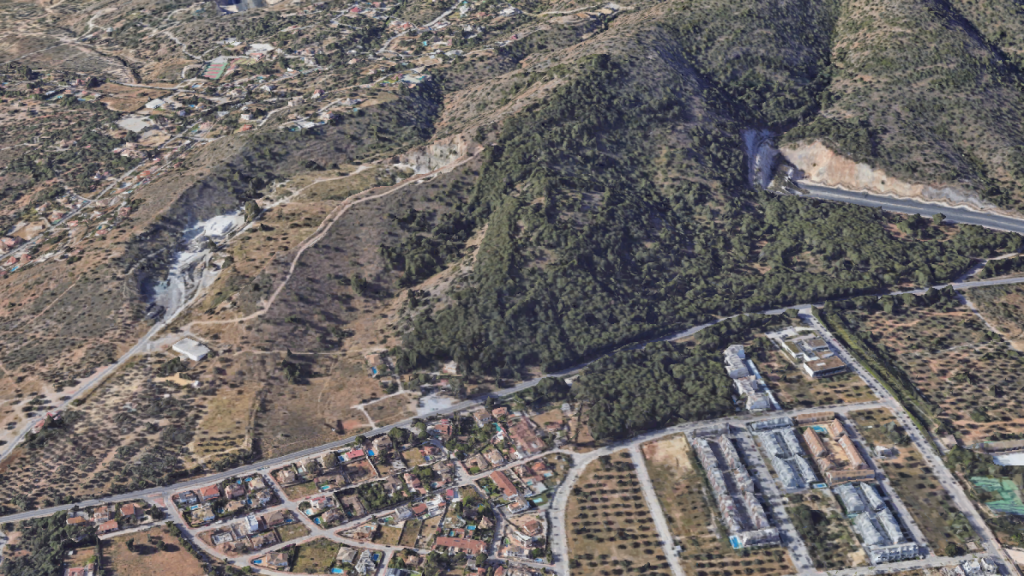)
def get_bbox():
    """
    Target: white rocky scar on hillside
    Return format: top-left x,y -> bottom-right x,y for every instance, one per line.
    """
780,140 -> 1009,215
392,134 -> 473,174
743,129 -> 778,190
